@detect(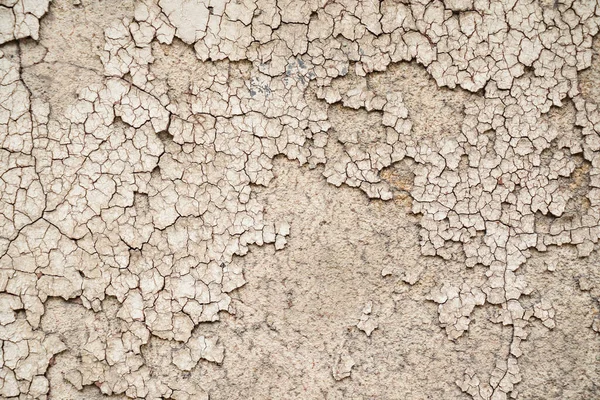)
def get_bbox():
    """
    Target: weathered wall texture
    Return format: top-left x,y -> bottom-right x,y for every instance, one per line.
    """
1,0 -> 600,398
